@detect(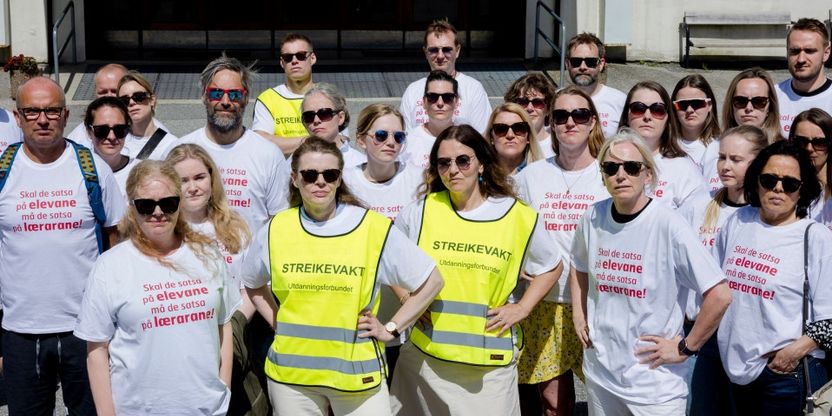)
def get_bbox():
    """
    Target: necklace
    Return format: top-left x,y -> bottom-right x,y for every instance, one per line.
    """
555,156 -> 588,195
